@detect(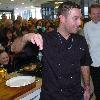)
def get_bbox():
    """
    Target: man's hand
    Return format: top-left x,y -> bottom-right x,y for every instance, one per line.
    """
30,33 -> 43,50
23,33 -> 43,50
